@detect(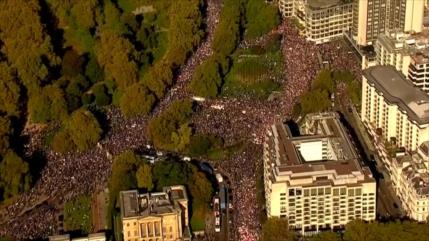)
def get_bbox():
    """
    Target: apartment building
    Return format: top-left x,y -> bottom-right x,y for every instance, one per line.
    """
409,51 -> 429,94
119,186 -> 191,241
361,66 -> 429,152
391,141 -> 429,221
263,112 -> 376,234
278,0 -> 353,44
352,0 -> 424,46
374,31 -> 429,94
